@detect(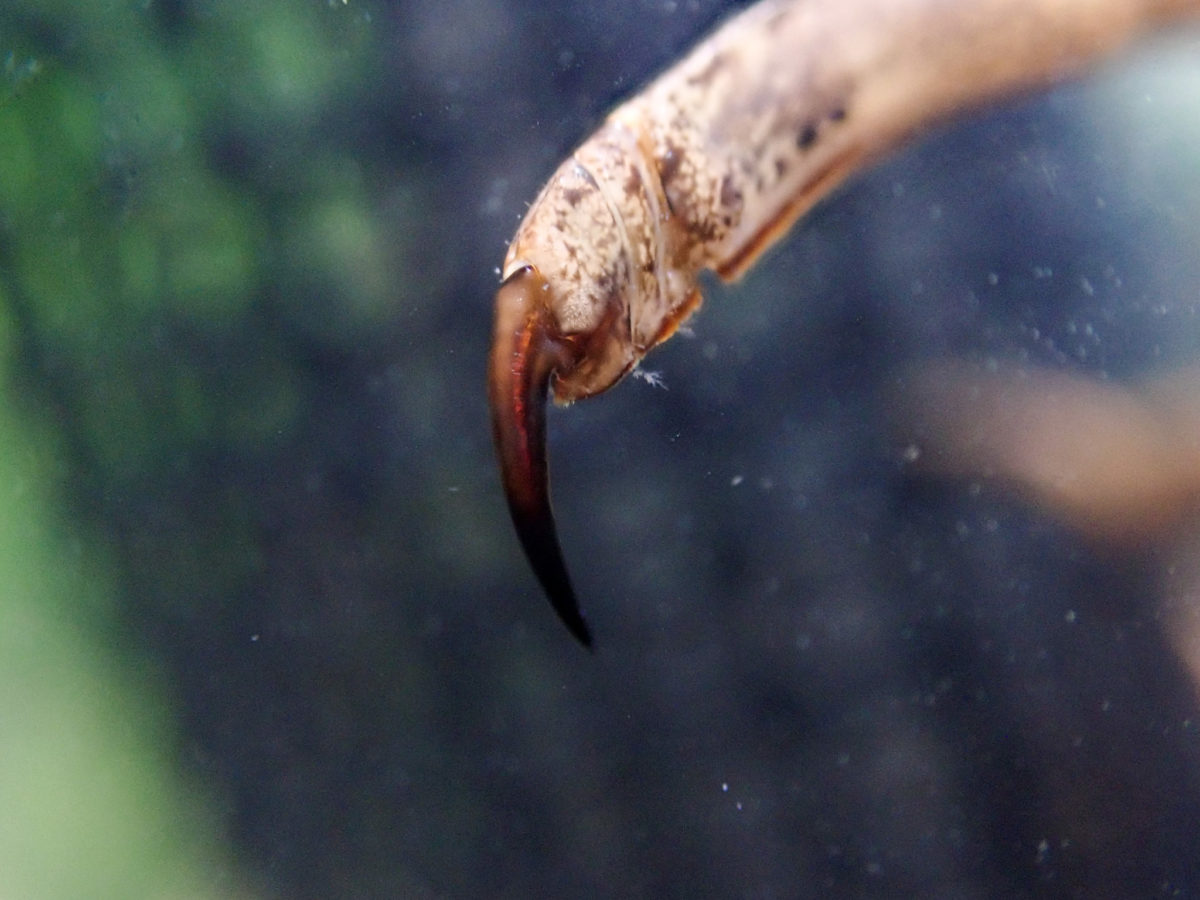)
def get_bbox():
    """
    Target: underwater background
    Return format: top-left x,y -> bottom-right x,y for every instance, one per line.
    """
3,1 -> 1200,896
